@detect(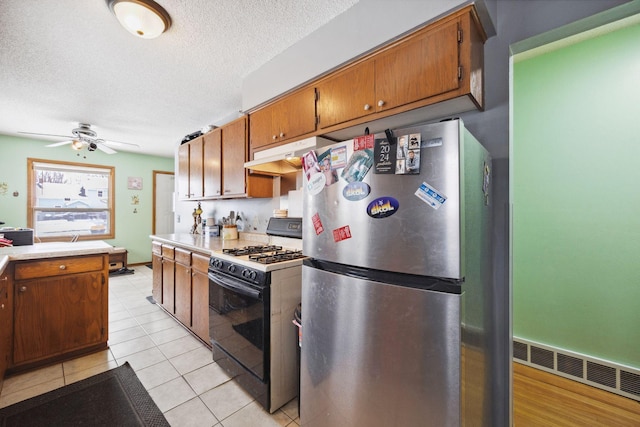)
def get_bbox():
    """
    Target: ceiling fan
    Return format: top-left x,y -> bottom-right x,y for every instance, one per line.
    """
19,123 -> 139,154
